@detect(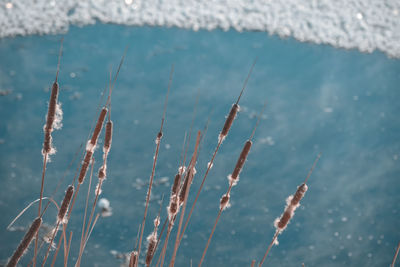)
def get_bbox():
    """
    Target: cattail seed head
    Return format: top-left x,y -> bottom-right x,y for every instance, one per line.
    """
231,140 -> 252,181
275,208 -> 294,231
219,103 -> 239,141
103,120 -> 113,153
154,216 -> 160,229
145,234 -> 157,266
90,107 -> 107,147
168,195 -> 179,221
220,193 -> 231,210
98,165 -> 107,180
42,82 -> 62,158
7,217 -> 42,267
179,175 -> 189,205
57,185 -> 74,224
291,183 -> 308,206
155,131 -> 163,144
129,251 -> 138,267
78,151 -> 93,184
171,173 -> 181,196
